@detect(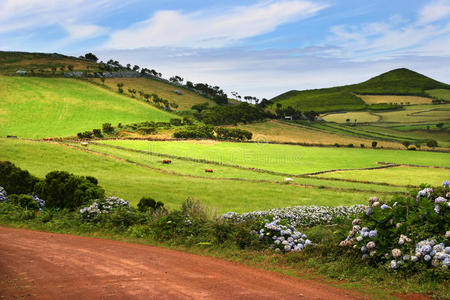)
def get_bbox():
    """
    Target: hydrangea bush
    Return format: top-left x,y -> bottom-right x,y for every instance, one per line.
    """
80,196 -> 129,219
252,217 -> 312,253
340,181 -> 450,271
222,205 -> 366,227
0,187 -> 8,202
